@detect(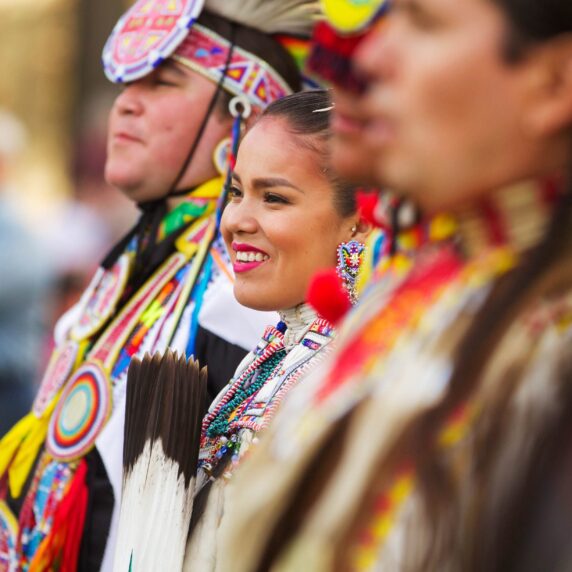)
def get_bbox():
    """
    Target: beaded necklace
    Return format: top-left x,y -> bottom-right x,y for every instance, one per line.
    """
199,316 -> 334,474
206,349 -> 287,440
